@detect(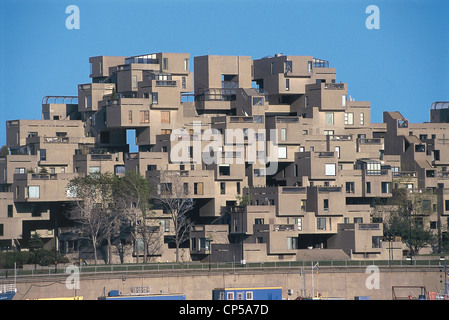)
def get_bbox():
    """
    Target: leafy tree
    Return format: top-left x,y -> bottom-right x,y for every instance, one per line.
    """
111,87 -> 117,100
0,145 -> 8,157
29,233 -> 44,270
384,188 -> 436,258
